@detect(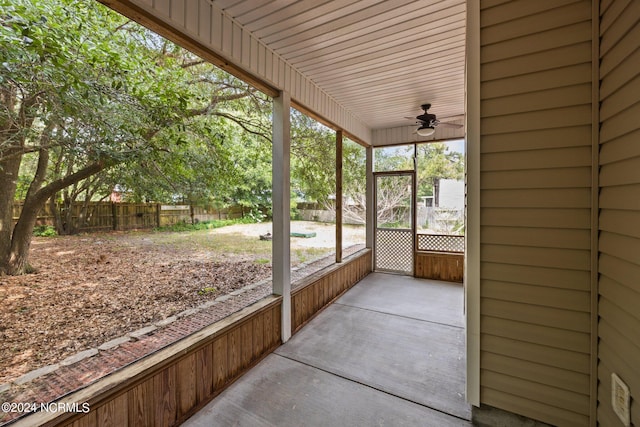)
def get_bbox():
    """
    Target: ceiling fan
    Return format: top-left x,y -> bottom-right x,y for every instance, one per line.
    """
405,103 -> 463,137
